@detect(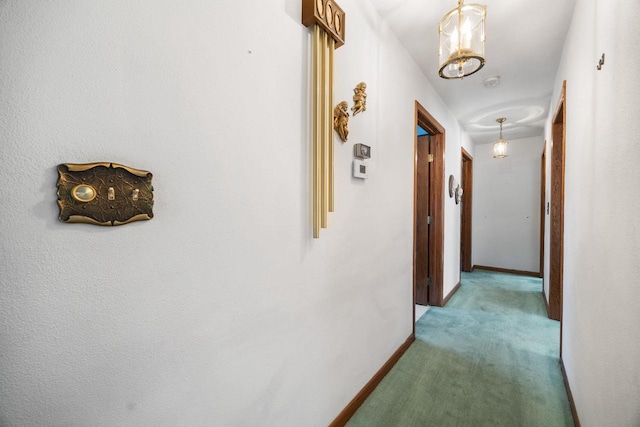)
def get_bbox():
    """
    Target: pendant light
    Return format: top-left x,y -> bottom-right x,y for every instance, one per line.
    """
493,118 -> 508,158
438,0 -> 486,79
